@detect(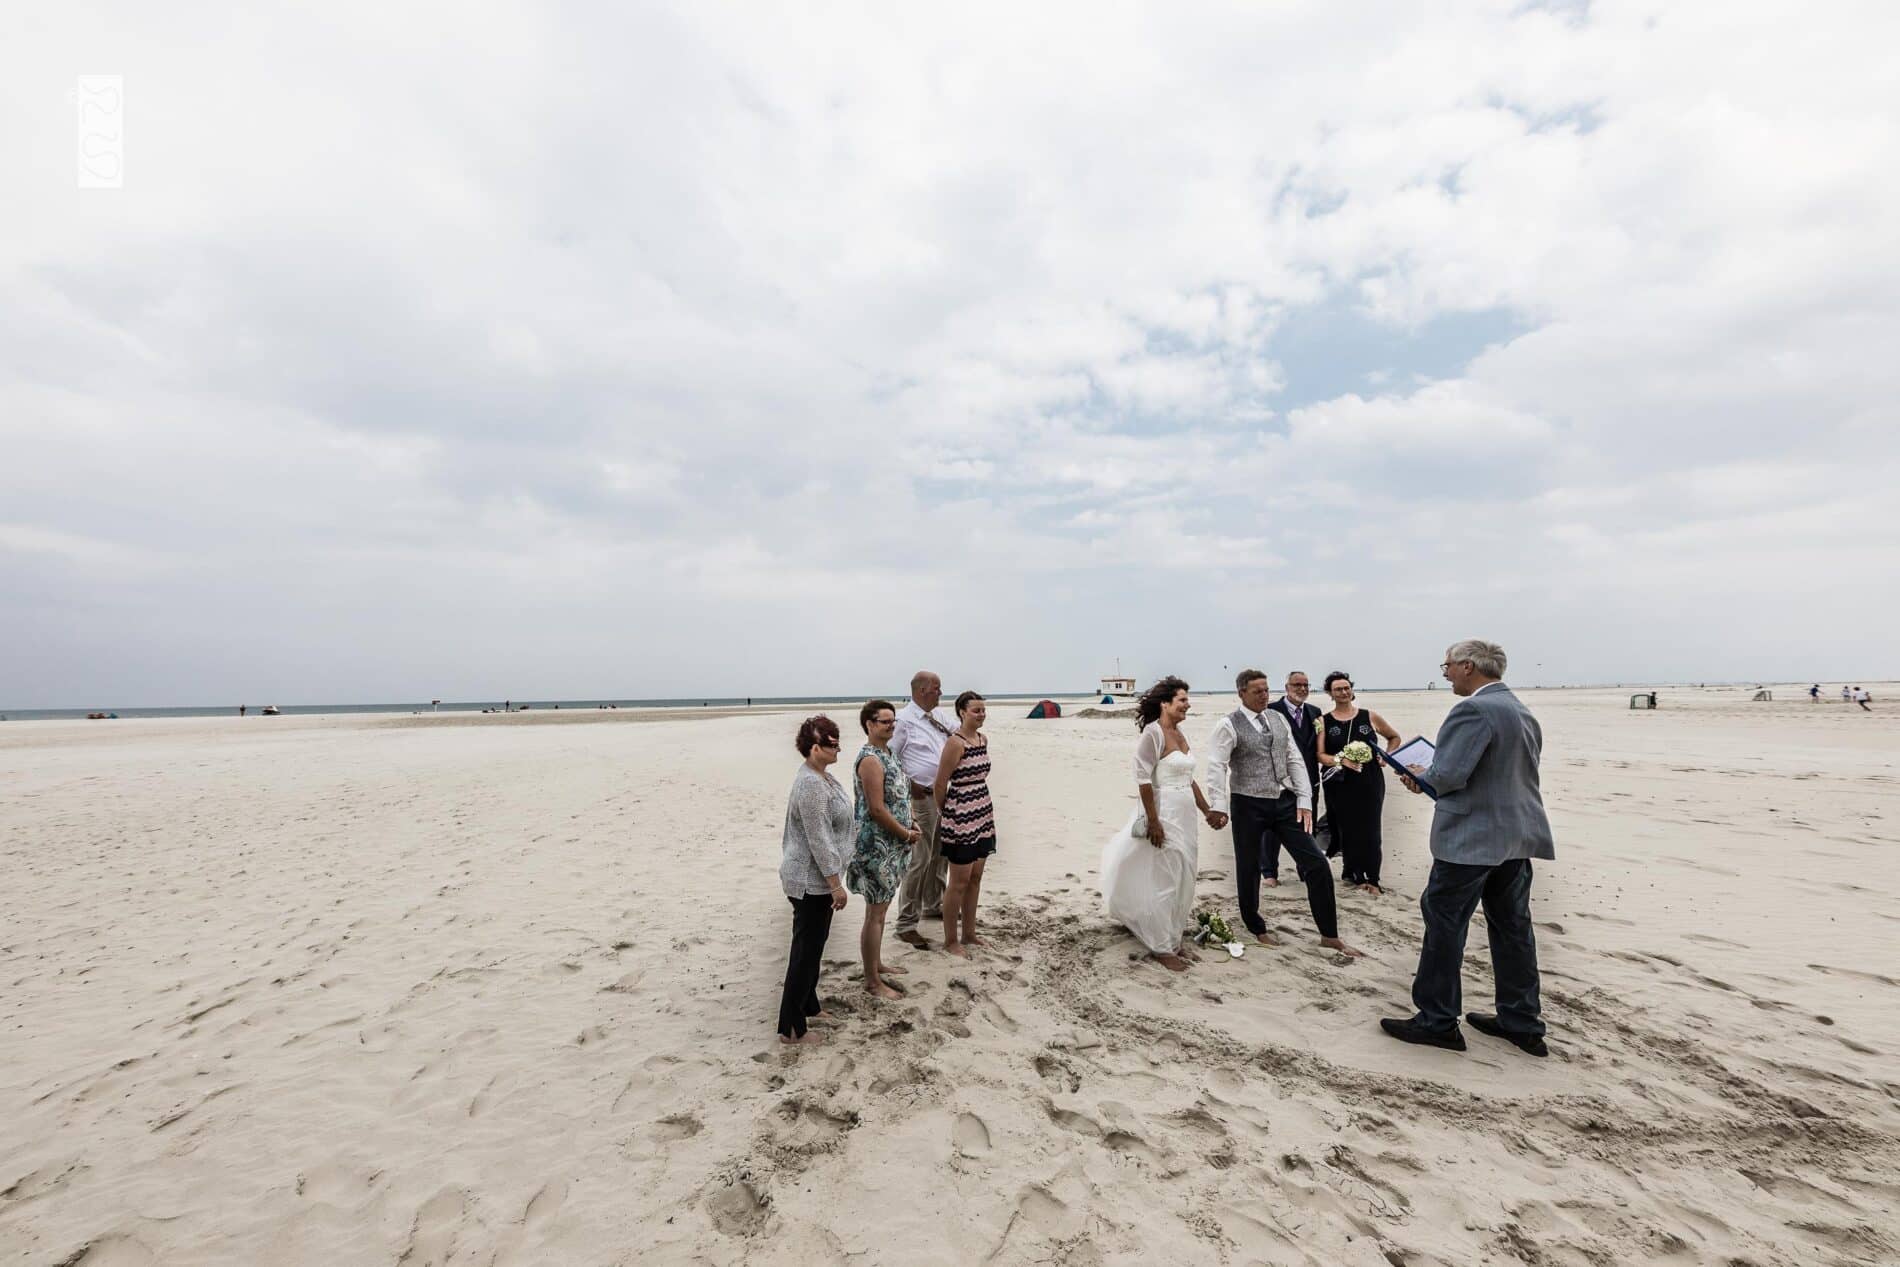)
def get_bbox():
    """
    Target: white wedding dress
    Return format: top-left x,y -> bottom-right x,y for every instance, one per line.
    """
1100,726 -> 1199,955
